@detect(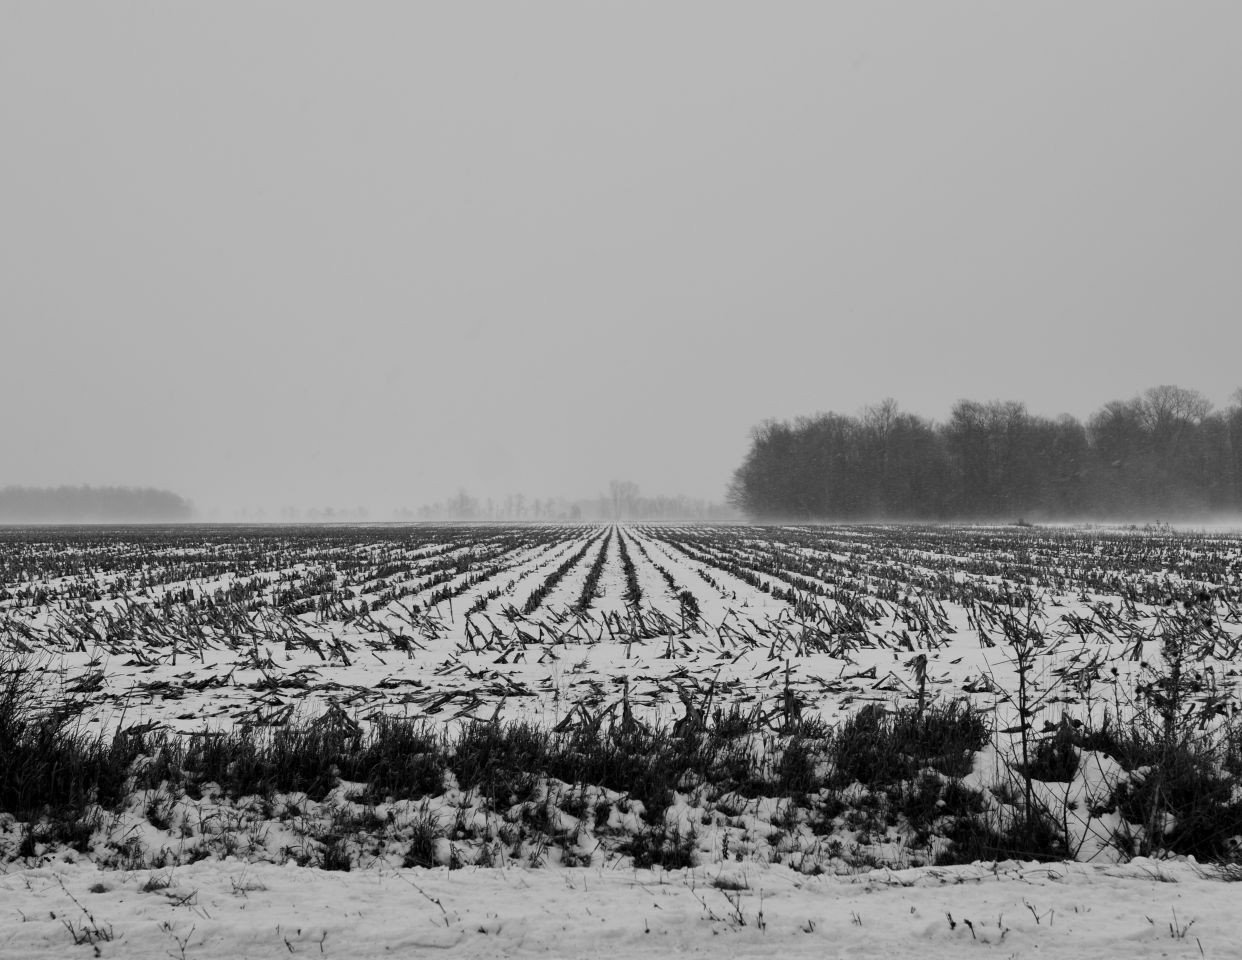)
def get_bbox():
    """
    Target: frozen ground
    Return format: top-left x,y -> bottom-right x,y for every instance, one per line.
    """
3,523 -> 1241,957
5,522 -> 1240,738
2,855 -> 1237,959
